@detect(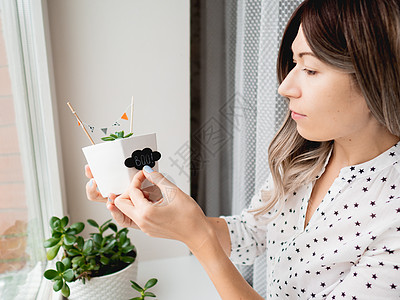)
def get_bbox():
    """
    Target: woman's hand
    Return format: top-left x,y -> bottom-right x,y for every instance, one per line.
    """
85,164 -> 108,203
113,167 -> 214,252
